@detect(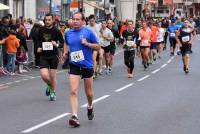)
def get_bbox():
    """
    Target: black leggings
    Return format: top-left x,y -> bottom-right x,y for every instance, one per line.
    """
124,50 -> 135,73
